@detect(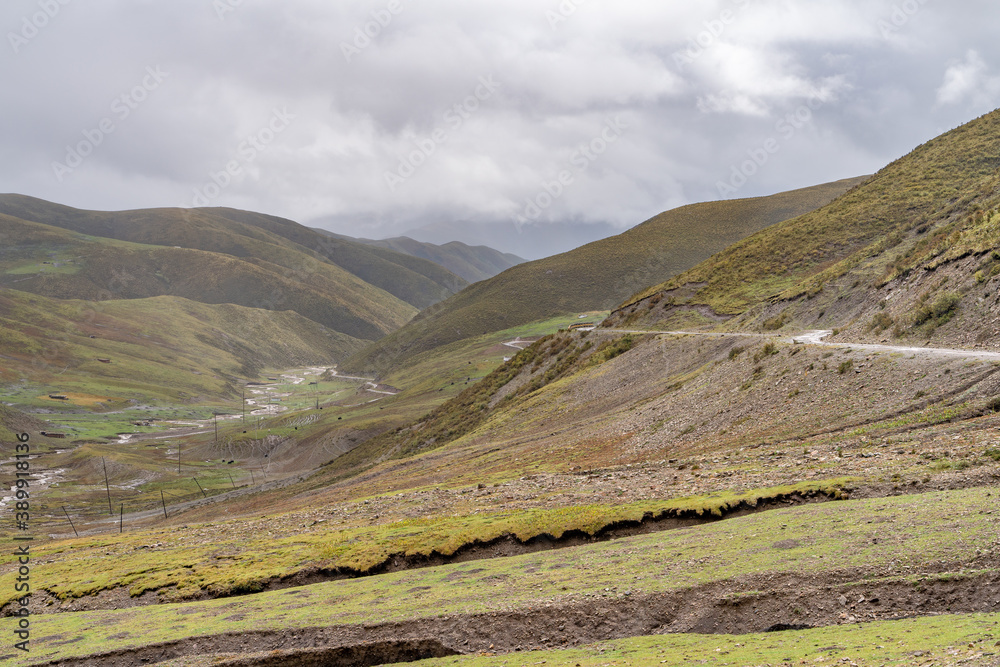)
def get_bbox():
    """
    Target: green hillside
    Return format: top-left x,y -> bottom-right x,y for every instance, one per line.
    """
345,176 -> 866,374
0,211 -> 416,341
0,402 -> 46,443
8,110 -> 1000,666
0,287 -> 360,403
204,207 -> 467,307
324,231 -> 525,283
0,195 -> 466,311
612,109 -> 1000,343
